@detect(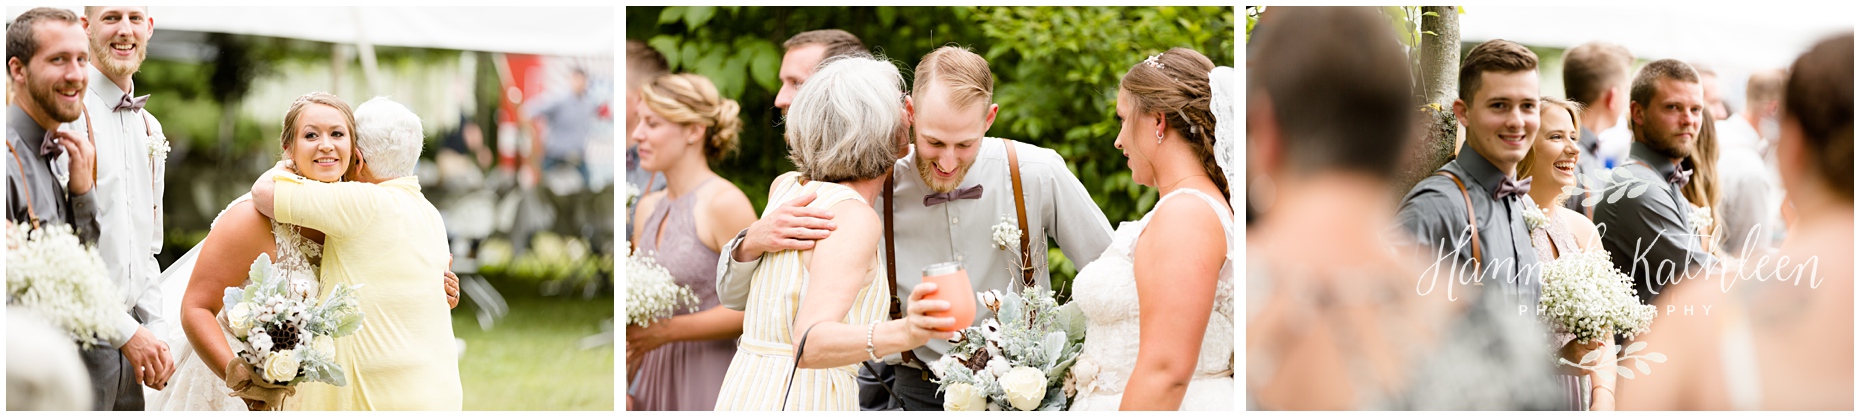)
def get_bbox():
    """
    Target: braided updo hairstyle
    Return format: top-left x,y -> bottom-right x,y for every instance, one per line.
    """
640,73 -> 743,160
1121,47 -> 1228,201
